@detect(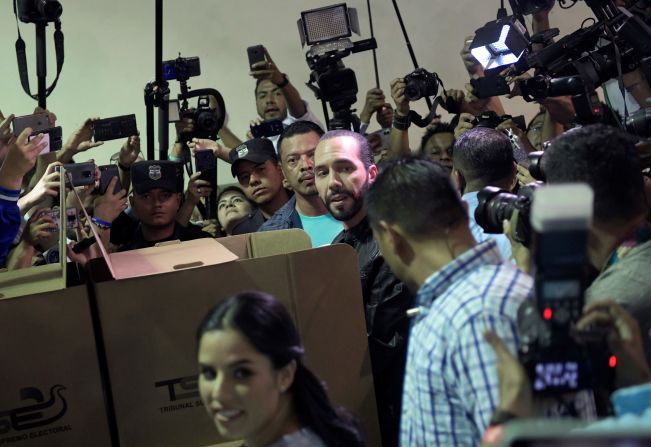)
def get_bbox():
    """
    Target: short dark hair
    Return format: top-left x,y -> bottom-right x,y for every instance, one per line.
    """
542,124 -> 647,223
452,127 -> 514,185
420,122 -> 455,153
320,130 -> 374,170
197,291 -> 364,447
277,121 -> 325,159
366,156 -> 467,236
